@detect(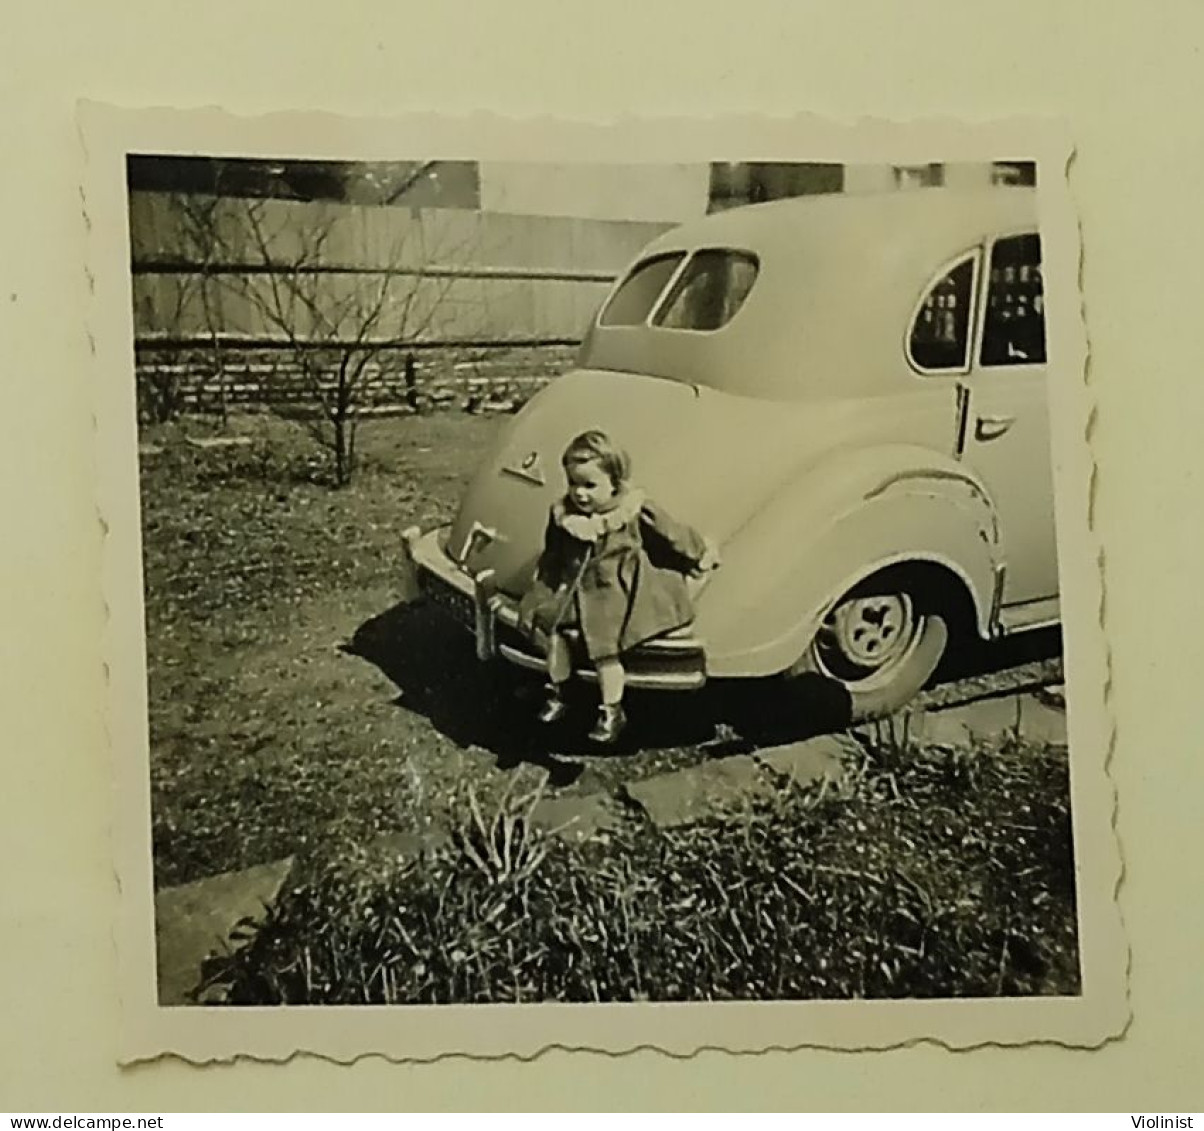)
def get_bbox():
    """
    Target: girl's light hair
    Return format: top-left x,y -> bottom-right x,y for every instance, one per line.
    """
561,430 -> 631,488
